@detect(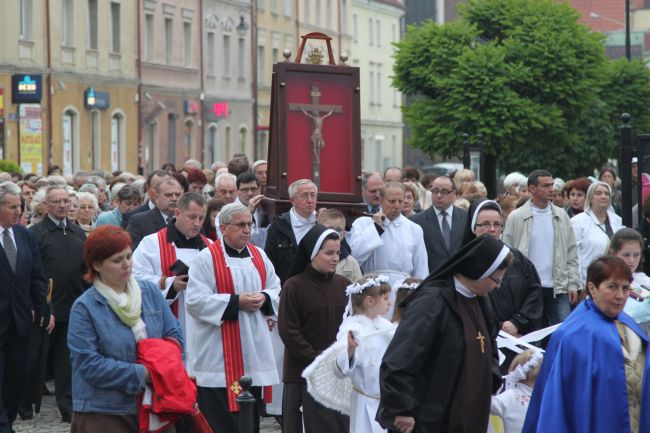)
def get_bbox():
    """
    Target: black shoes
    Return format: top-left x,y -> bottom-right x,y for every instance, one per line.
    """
18,407 -> 34,420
